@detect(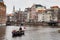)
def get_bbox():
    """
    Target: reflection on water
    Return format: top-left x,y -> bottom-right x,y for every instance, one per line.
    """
0,26 -> 6,40
0,26 -> 60,40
